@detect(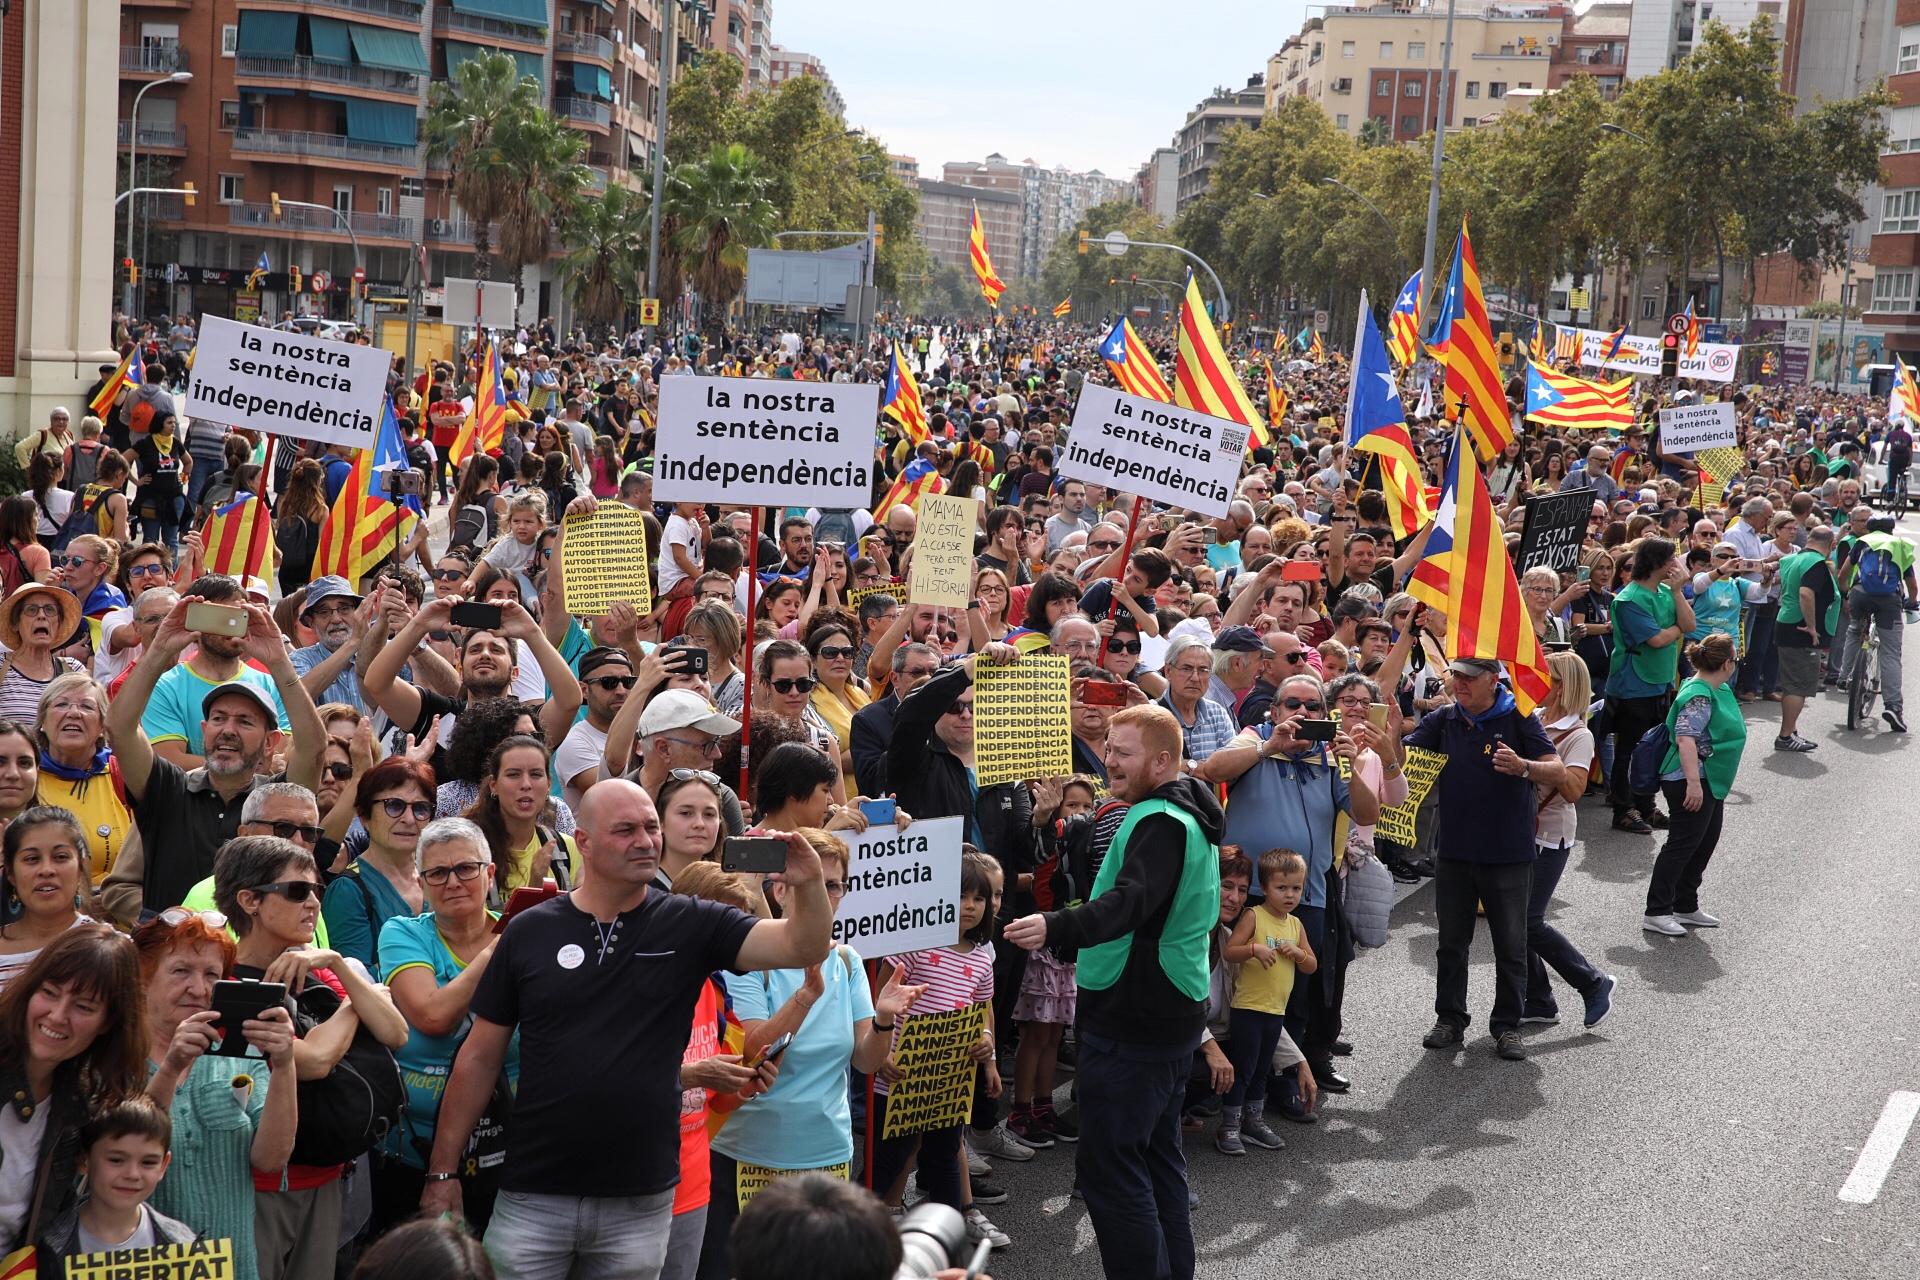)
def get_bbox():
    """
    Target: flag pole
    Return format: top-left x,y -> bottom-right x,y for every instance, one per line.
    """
1094,495 -> 1147,670
739,508 -> 760,800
